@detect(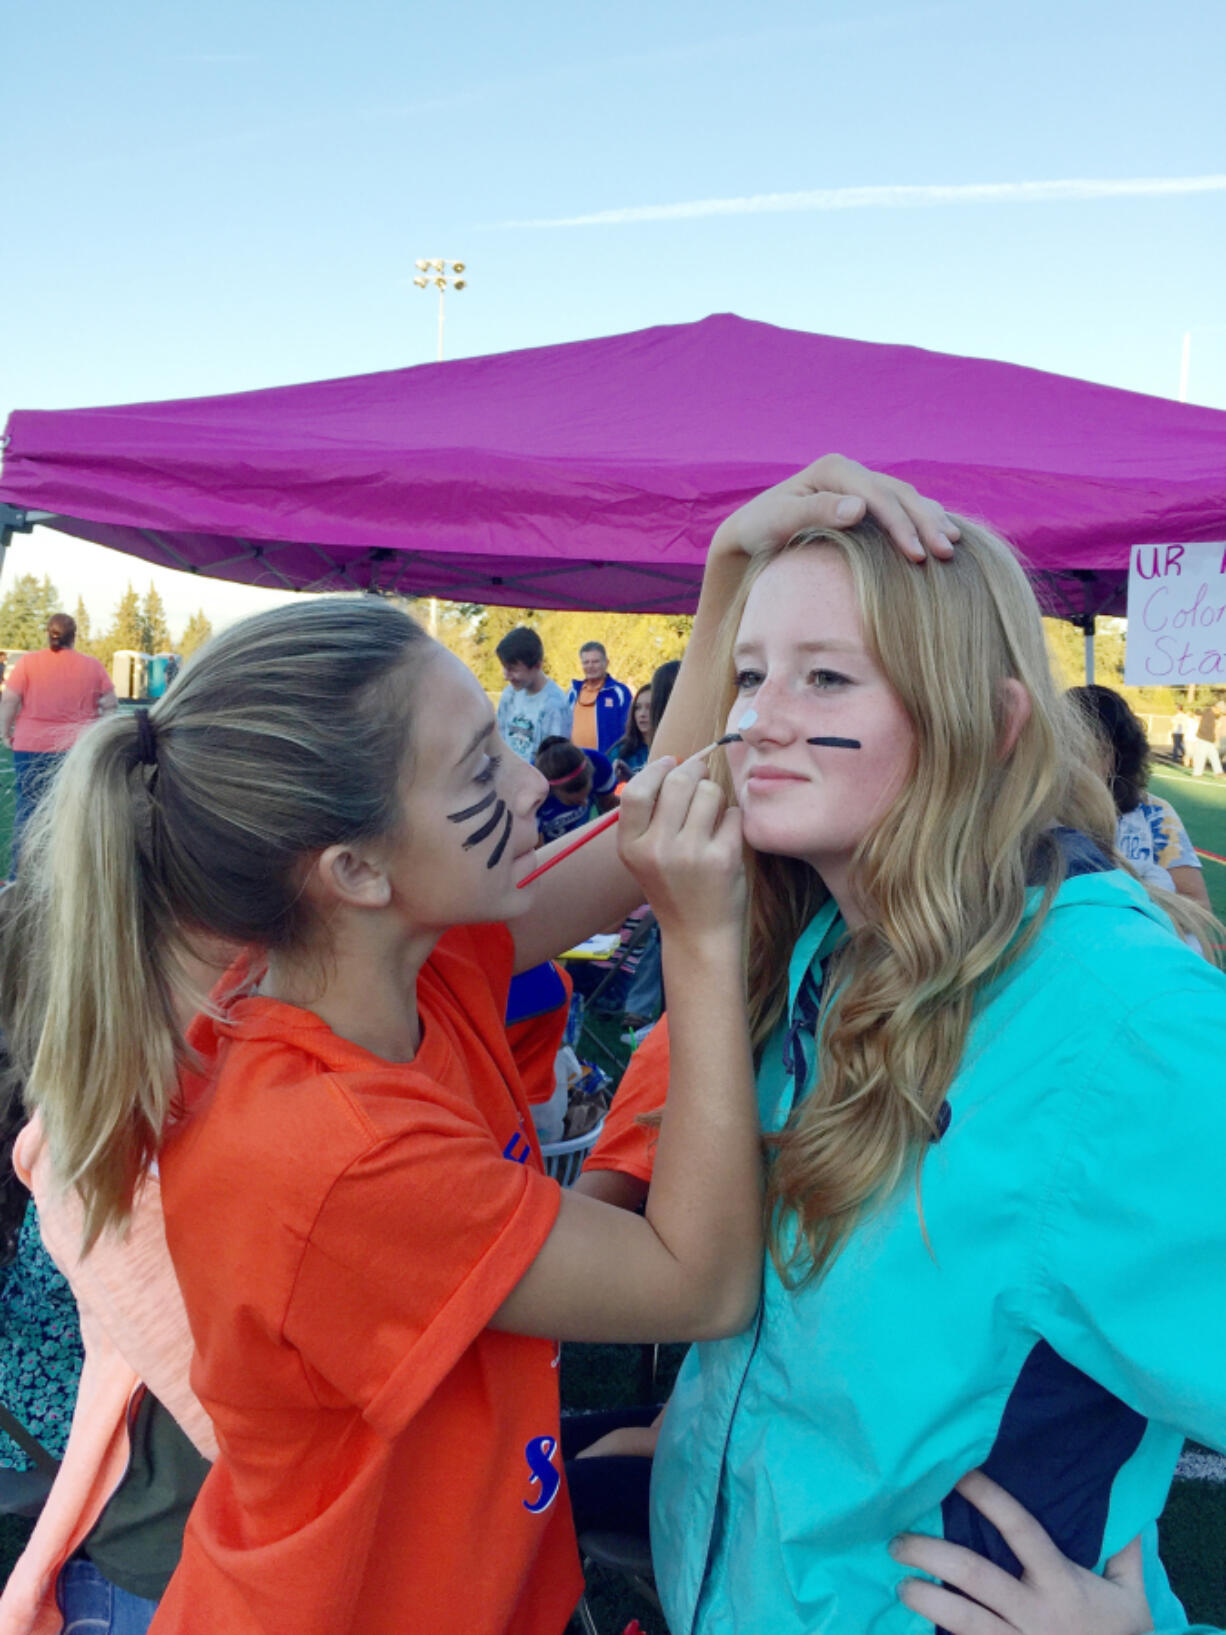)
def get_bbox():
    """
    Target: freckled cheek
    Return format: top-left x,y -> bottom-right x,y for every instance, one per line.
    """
724,741 -> 750,801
